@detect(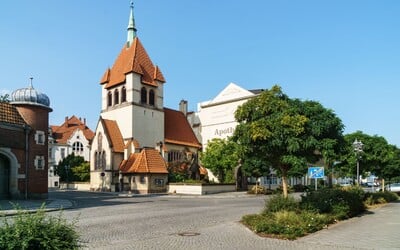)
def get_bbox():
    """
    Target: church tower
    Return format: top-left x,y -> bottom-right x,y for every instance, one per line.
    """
99,2 -> 165,148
